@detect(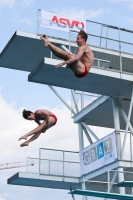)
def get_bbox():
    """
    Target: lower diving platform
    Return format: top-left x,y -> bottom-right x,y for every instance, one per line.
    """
8,172 -> 81,190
